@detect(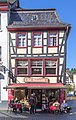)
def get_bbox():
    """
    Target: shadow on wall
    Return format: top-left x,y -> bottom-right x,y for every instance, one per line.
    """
0,73 -> 5,79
